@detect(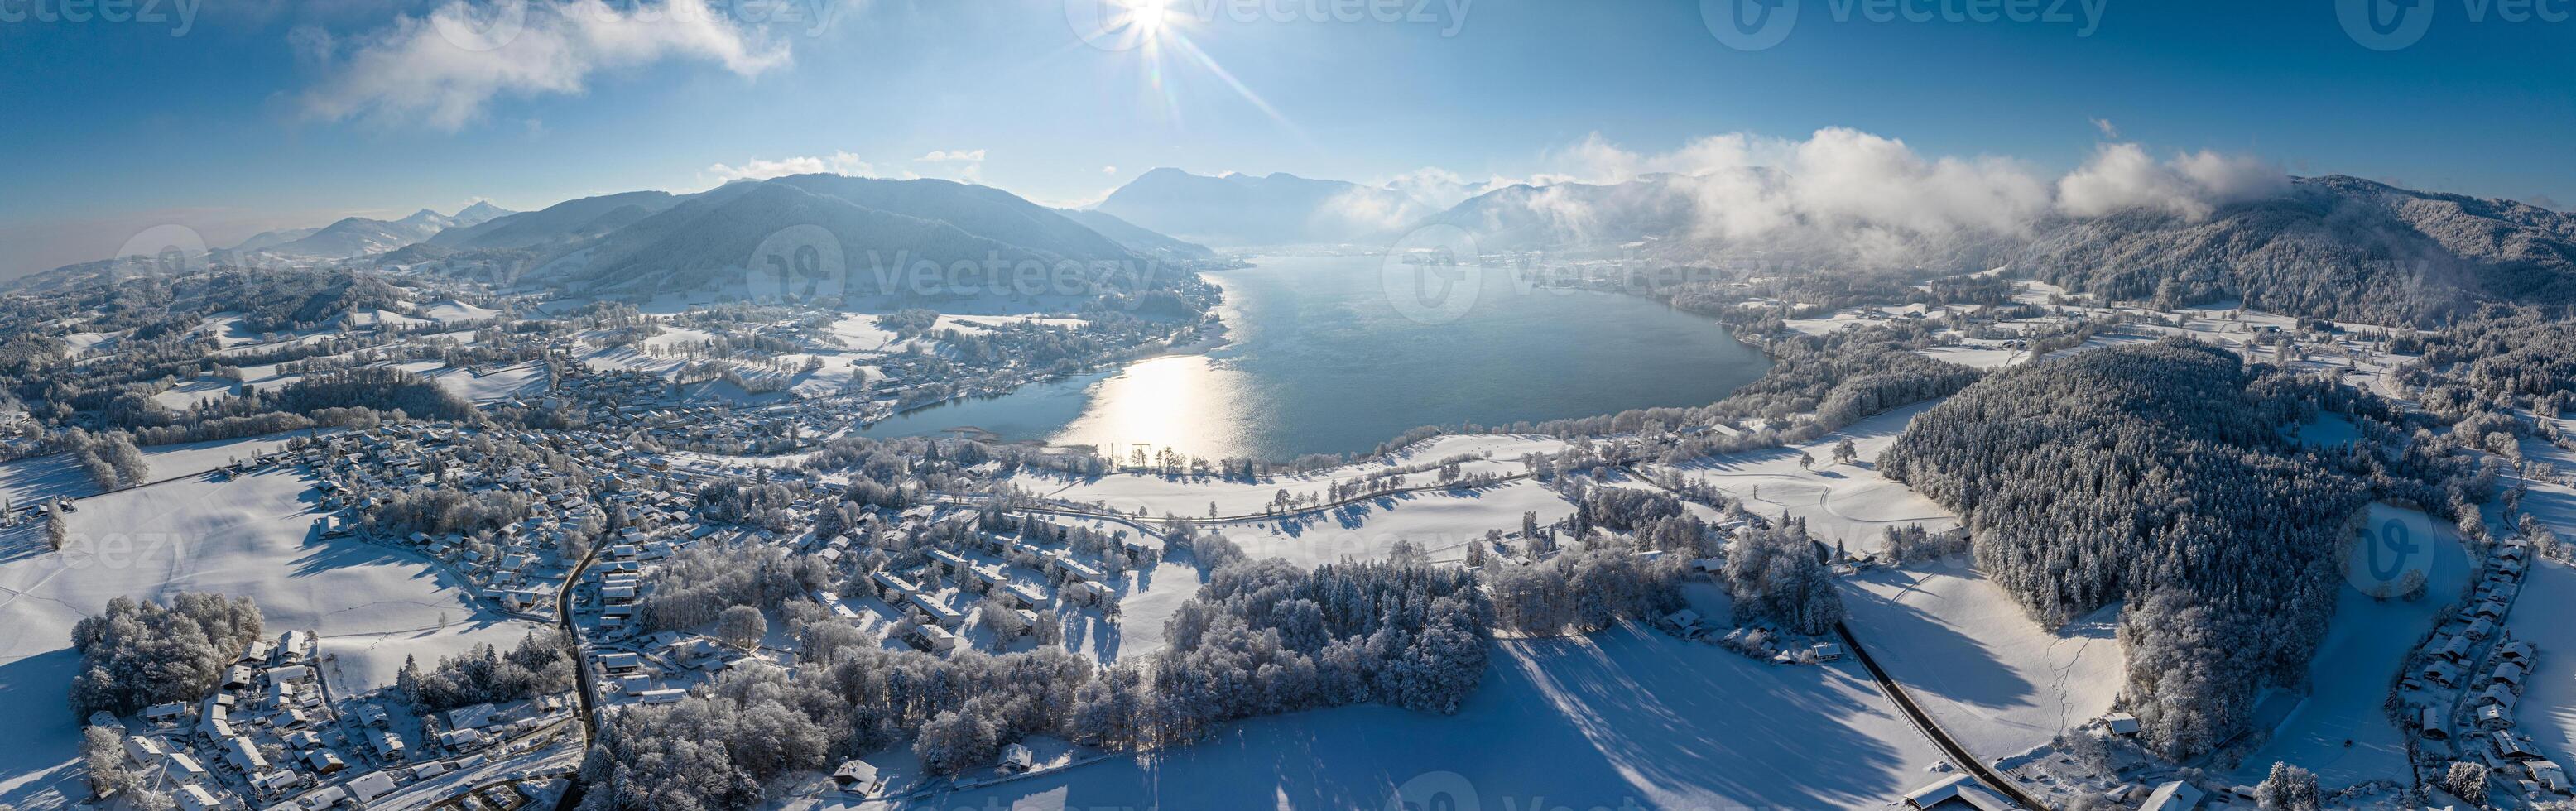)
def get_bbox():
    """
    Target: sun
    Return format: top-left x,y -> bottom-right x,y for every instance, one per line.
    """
1128,0 -> 1170,36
